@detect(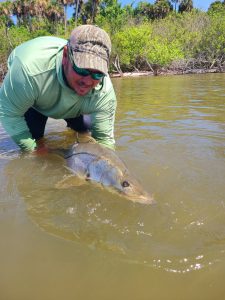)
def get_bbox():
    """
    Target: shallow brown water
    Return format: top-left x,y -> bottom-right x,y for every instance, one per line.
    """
0,73 -> 225,300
